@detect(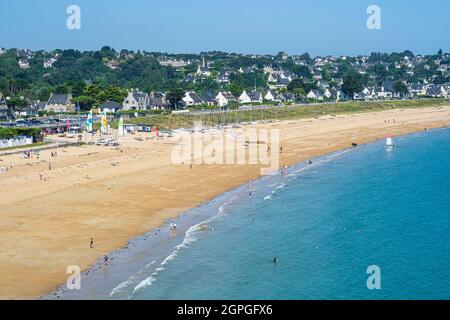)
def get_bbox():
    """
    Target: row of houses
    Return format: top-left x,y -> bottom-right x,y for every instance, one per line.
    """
121,89 -> 297,111
2,81 -> 449,119
305,82 -> 450,101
